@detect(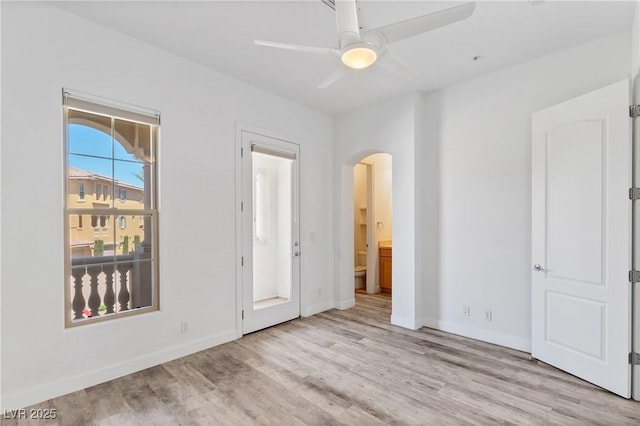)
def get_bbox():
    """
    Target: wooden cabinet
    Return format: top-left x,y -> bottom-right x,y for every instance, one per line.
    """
379,247 -> 392,293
